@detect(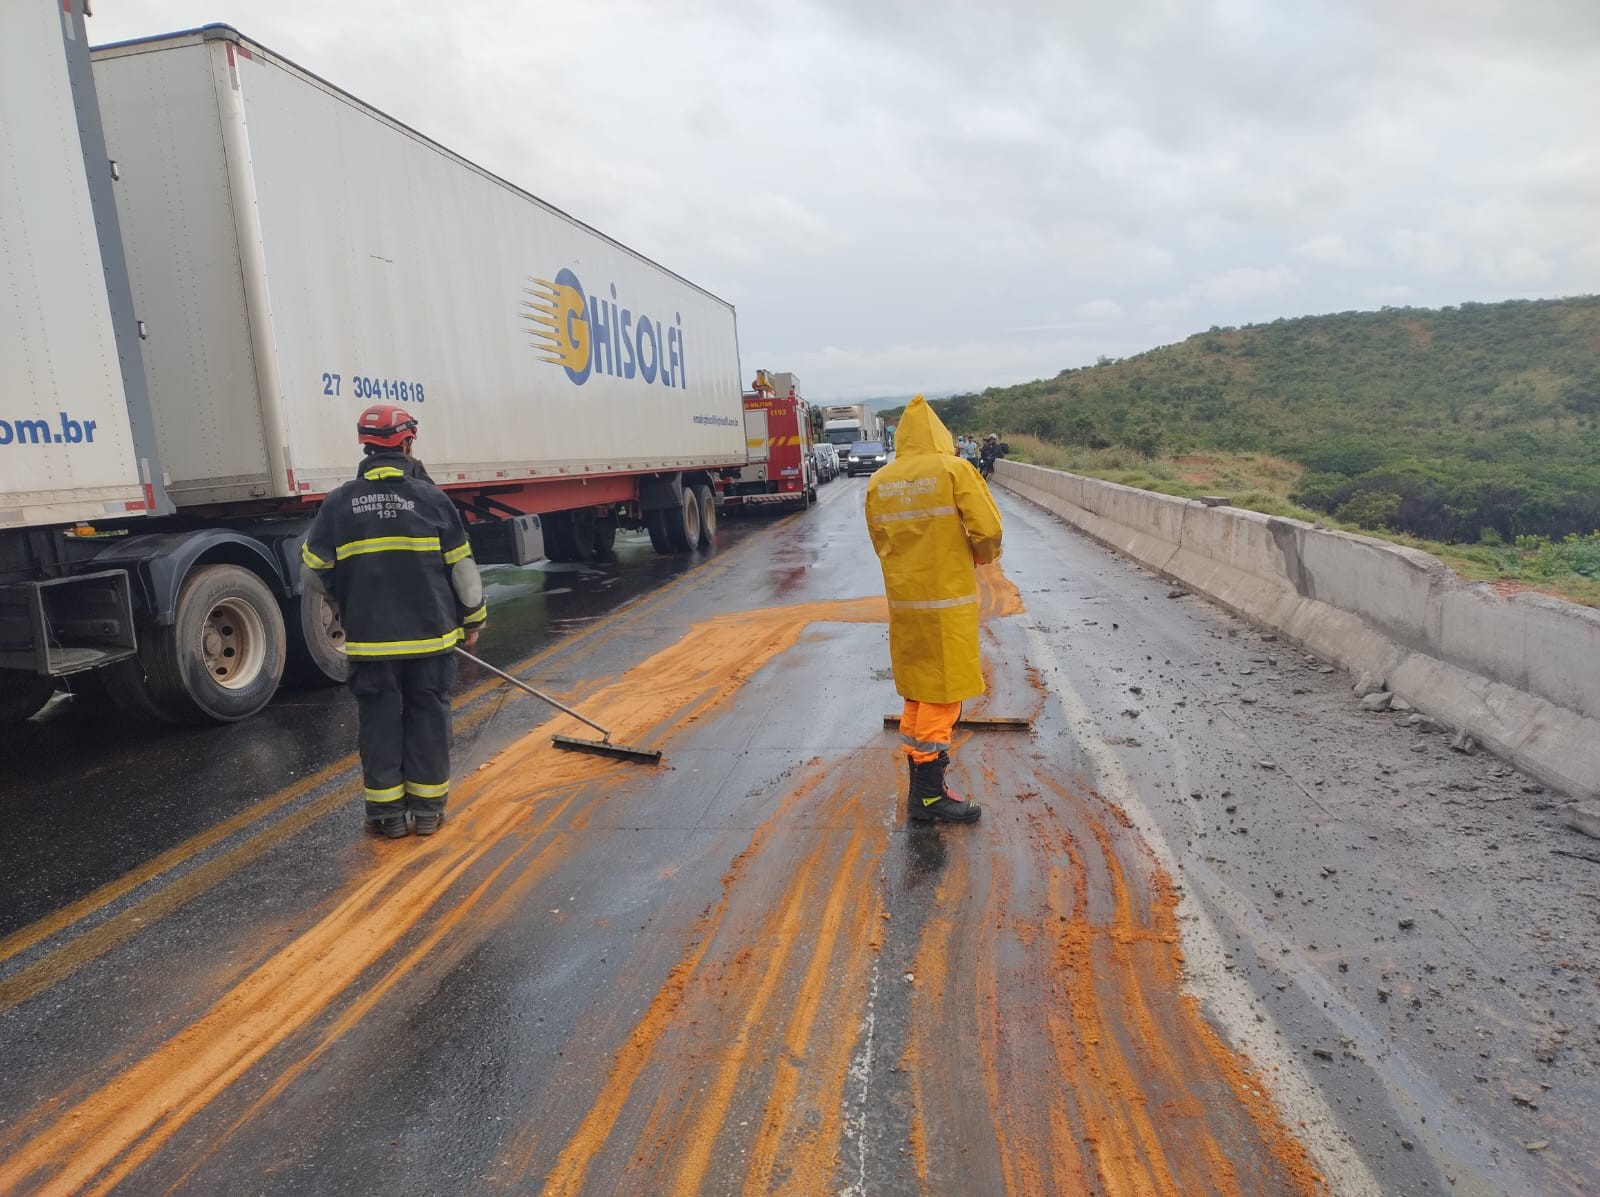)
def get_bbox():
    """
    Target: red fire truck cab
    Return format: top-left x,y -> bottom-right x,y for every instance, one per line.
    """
719,371 -> 817,511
